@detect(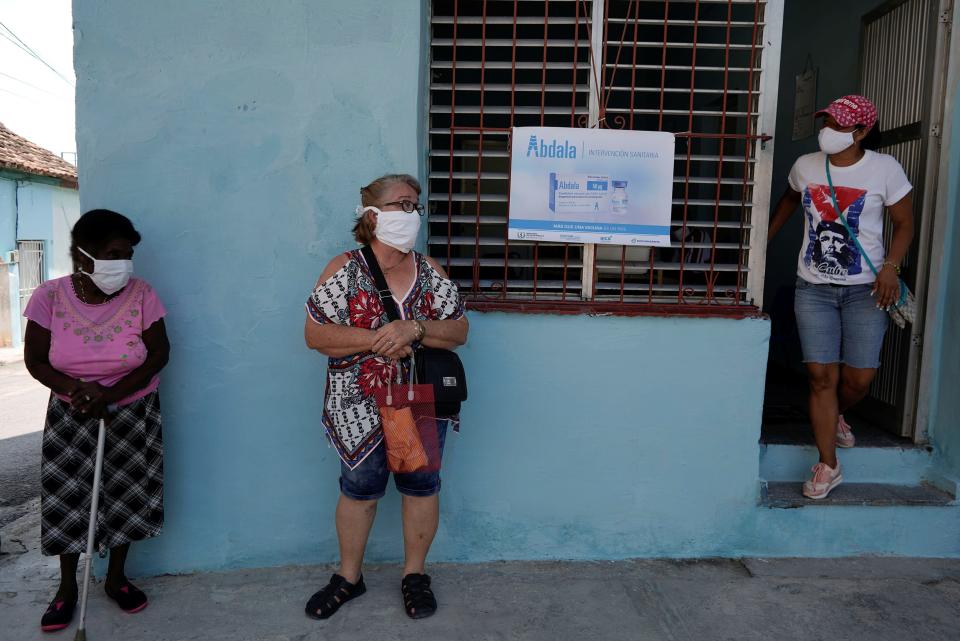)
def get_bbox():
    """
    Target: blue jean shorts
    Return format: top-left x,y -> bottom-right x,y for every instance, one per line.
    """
339,418 -> 452,501
793,278 -> 889,369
